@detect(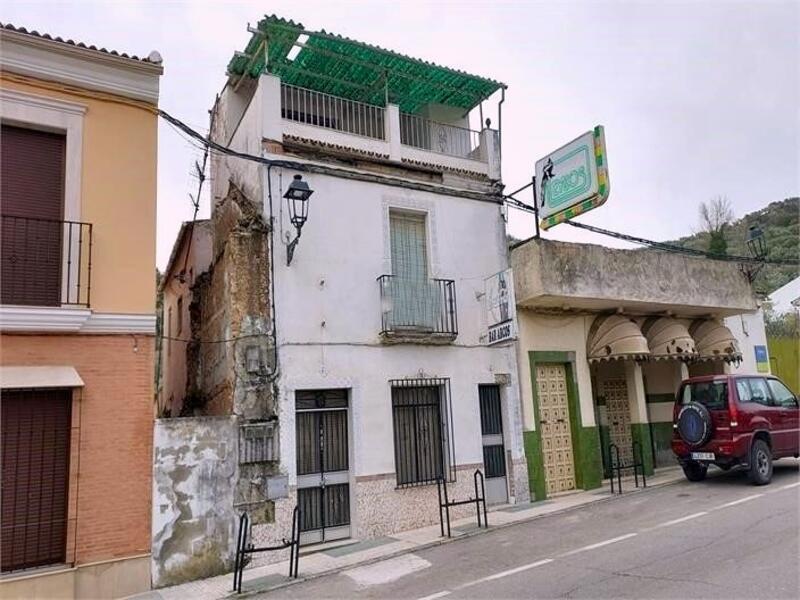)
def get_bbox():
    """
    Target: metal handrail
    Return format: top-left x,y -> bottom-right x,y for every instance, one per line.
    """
281,82 -> 386,140
399,112 -> 482,160
608,442 -> 647,494
1,214 -> 92,308
437,469 -> 488,537
232,506 -> 301,593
